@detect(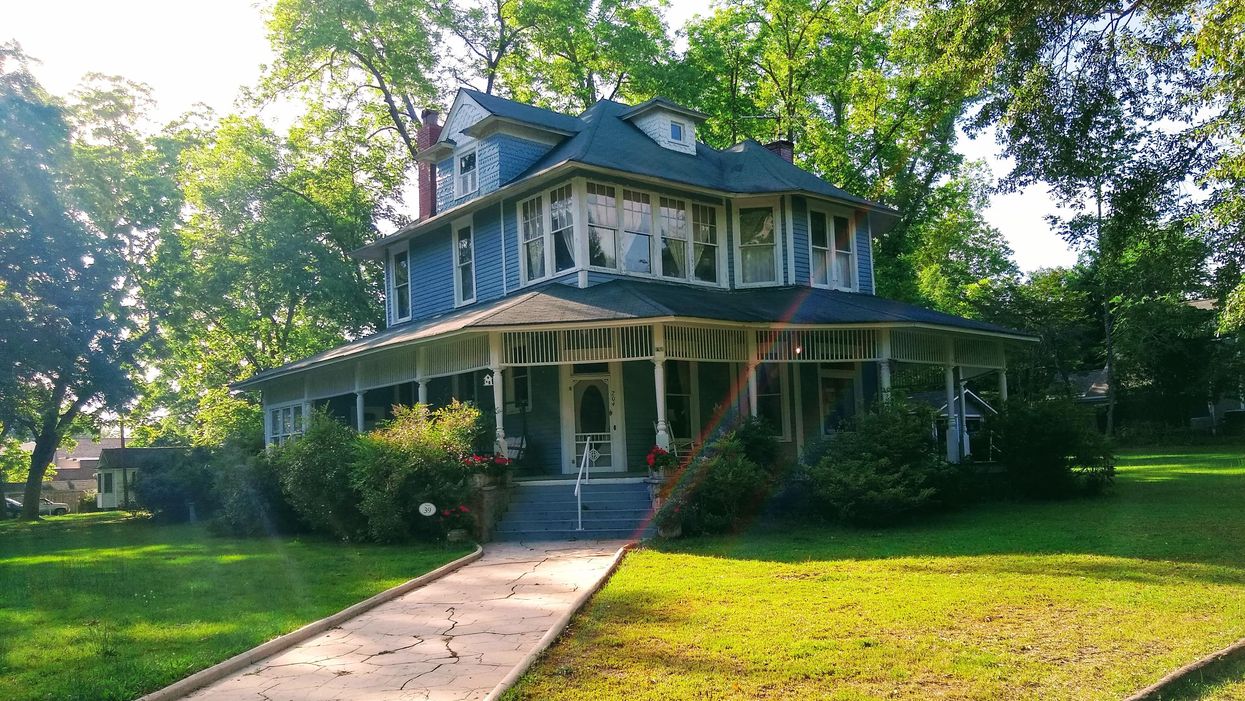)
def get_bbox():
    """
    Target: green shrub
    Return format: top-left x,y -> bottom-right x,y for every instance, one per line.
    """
655,431 -> 772,536
989,399 -> 1115,498
213,438 -> 304,537
271,411 -> 367,540
131,448 -> 216,522
351,402 -> 482,543
805,402 -> 962,527
732,416 -> 784,477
